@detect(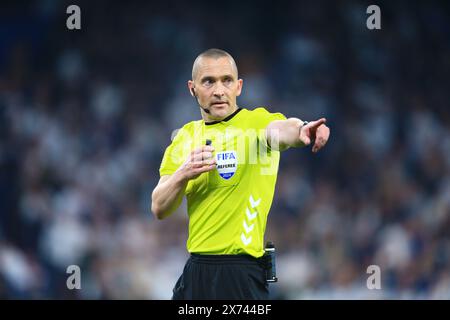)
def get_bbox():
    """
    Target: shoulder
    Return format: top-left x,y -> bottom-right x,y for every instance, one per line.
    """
245,107 -> 272,115
245,107 -> 285,118
243,107 -> 286,123
172,120 -> 202,140
182,119 -> 203,131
